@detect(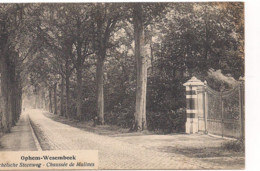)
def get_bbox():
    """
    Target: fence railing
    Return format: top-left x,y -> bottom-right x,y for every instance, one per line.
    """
183,76 -> 244,139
